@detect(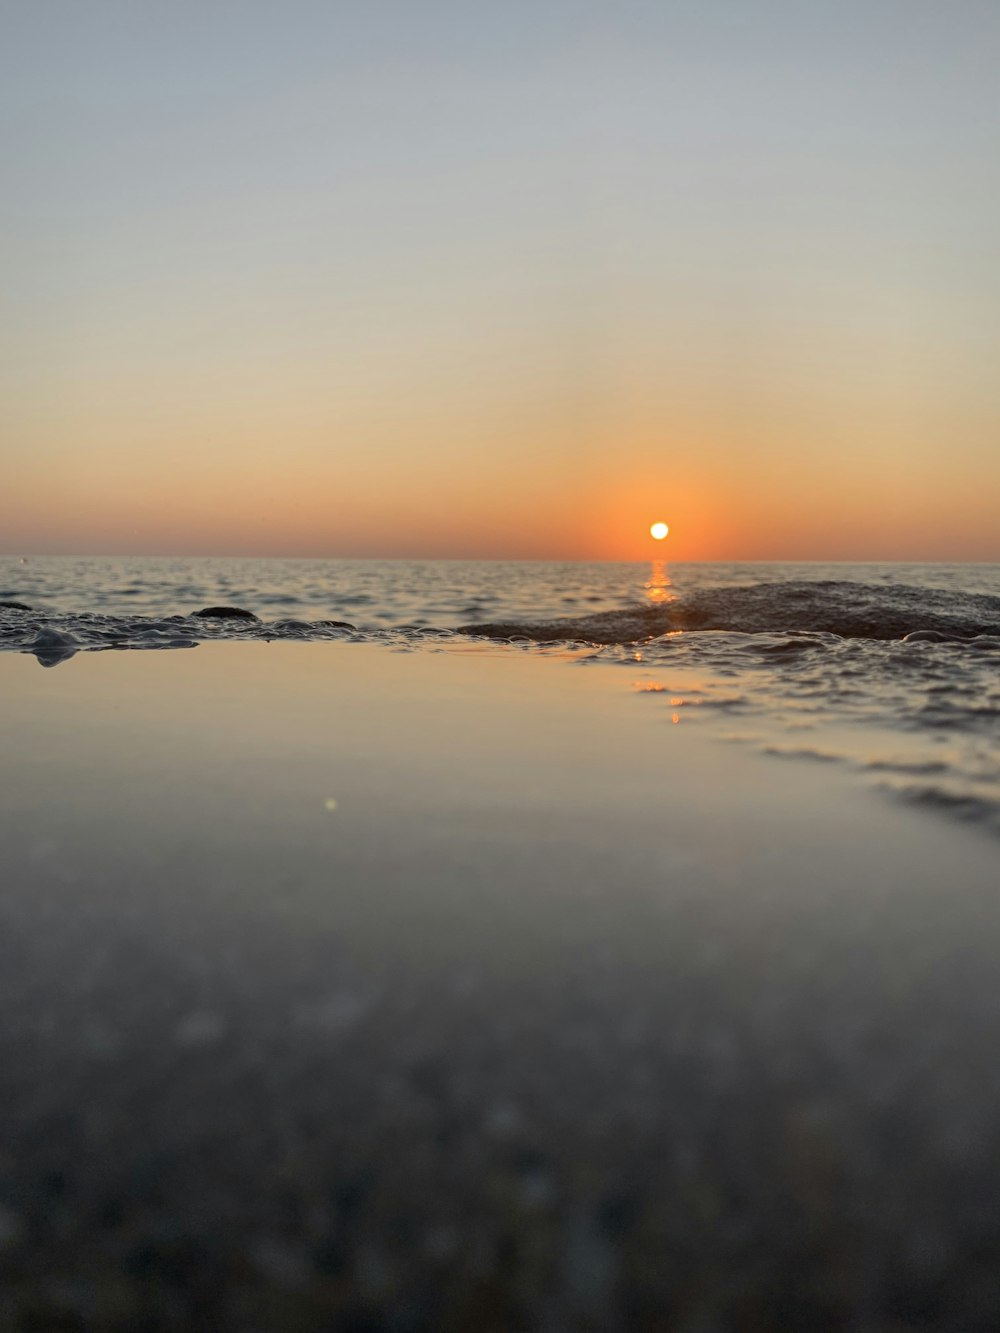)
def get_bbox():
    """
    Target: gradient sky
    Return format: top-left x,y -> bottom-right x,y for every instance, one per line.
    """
3,1 -> 999,561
